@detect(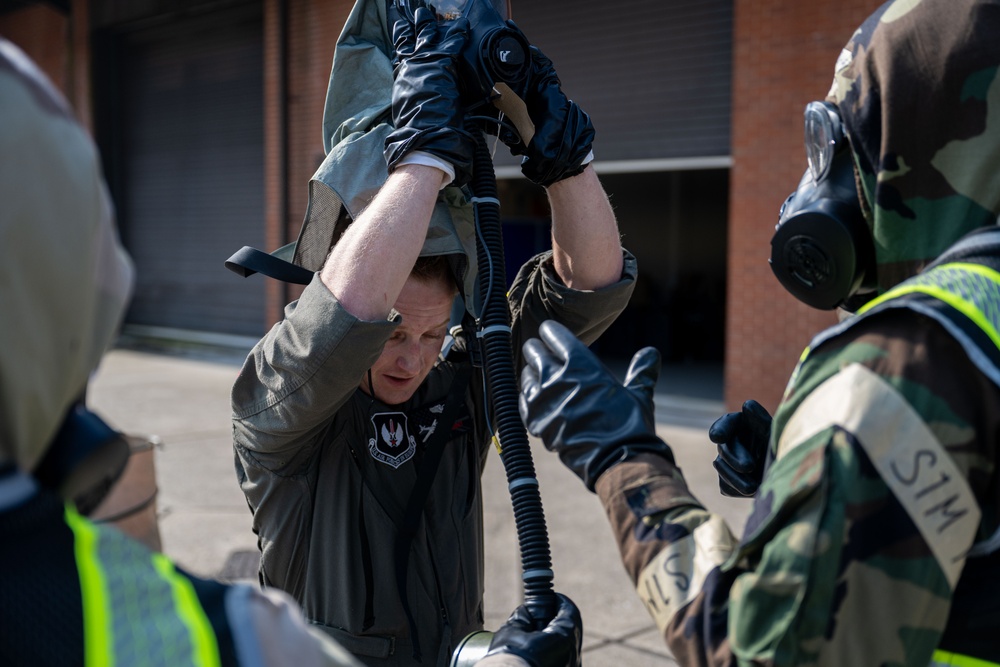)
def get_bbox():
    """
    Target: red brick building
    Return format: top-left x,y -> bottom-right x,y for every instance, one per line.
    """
1,0 -> 884,412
